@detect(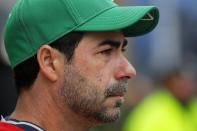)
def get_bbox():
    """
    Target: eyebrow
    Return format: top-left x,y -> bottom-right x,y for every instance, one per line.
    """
97,39 -> 128,48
